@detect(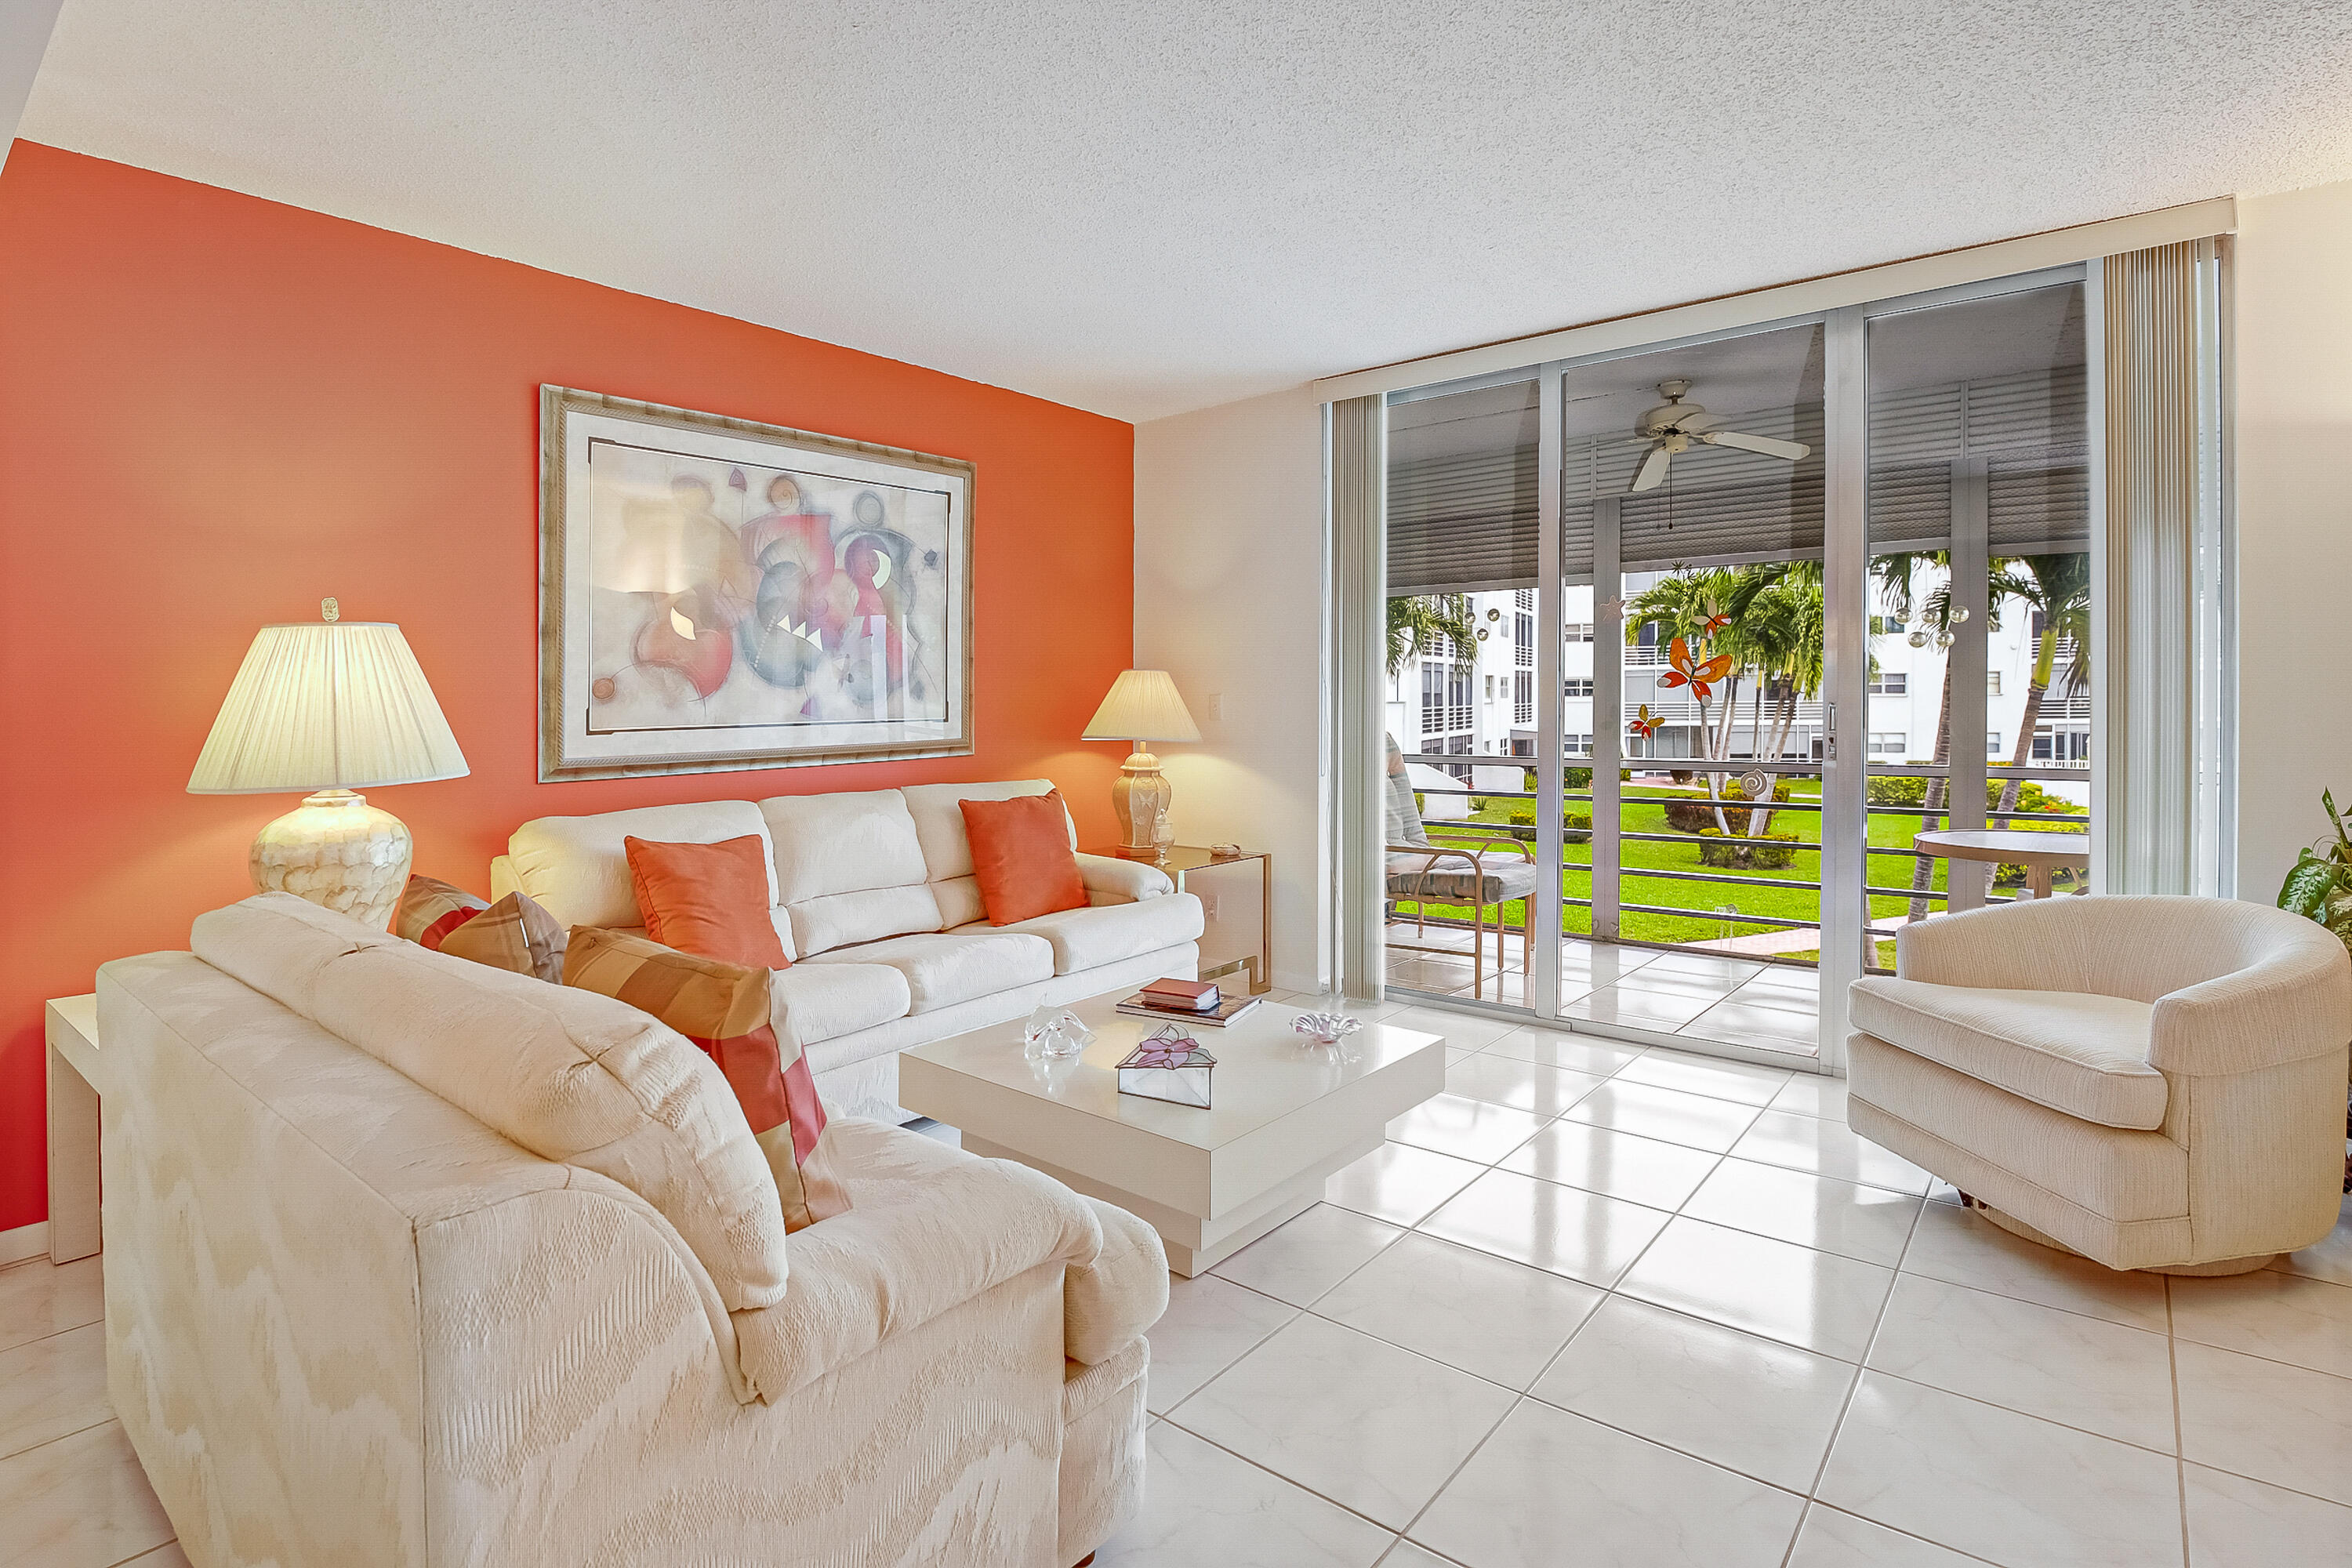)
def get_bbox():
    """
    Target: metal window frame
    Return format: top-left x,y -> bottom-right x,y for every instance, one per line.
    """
1345,244 -> 2221,1073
